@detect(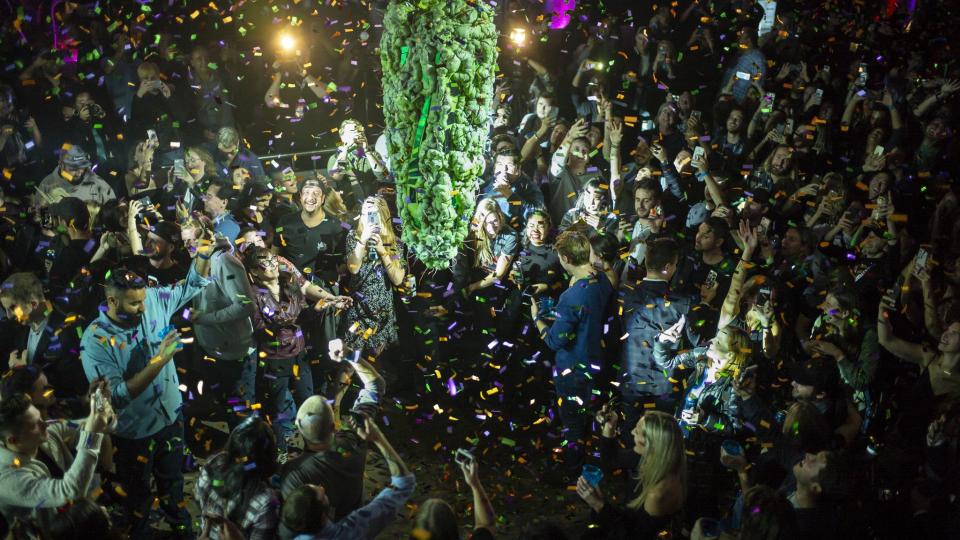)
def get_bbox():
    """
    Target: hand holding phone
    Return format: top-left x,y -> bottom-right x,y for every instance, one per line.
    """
455,448 -> 475,466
